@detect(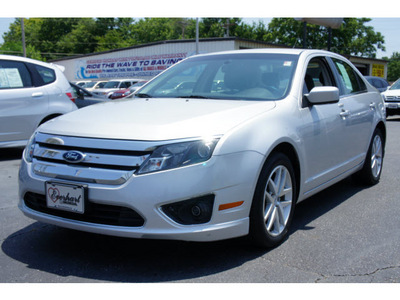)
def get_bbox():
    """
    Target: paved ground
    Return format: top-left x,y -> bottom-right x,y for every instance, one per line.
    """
1,118 -> 400,284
